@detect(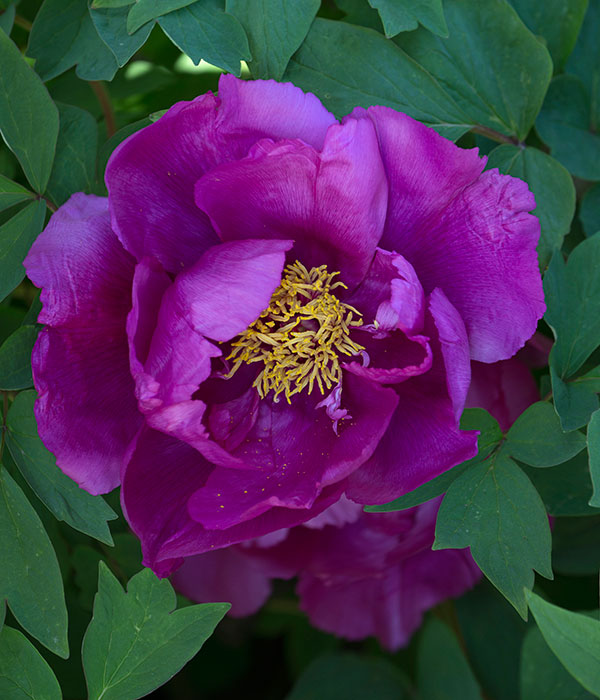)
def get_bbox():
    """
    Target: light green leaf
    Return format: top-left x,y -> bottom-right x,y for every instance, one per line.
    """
580,183 -> 600,238
0,200 -> 47,303
127,0 -> 198,33
0,31 -> 59,193
0,174 -> 34,213
417,618 -> 481,700
486,145 -> 575,268
82,563 -> 229,700
505,401 -> 586,467
28,0 -> 119,82
0,626 -> 61,700
366,408 -> 501,512
434,453 -> 552,617
0,324 -> 38,390
47,102 -> 98,207
227,0 -> 316,79
159,0 -> 250,76
526,591 -> 600,697
0,467 -> 68,657
368,0 -> 447,37
5,390 -> 117,544
588,410 -> 600,507
90,4 -> 154,66
551,368 -> 599,431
